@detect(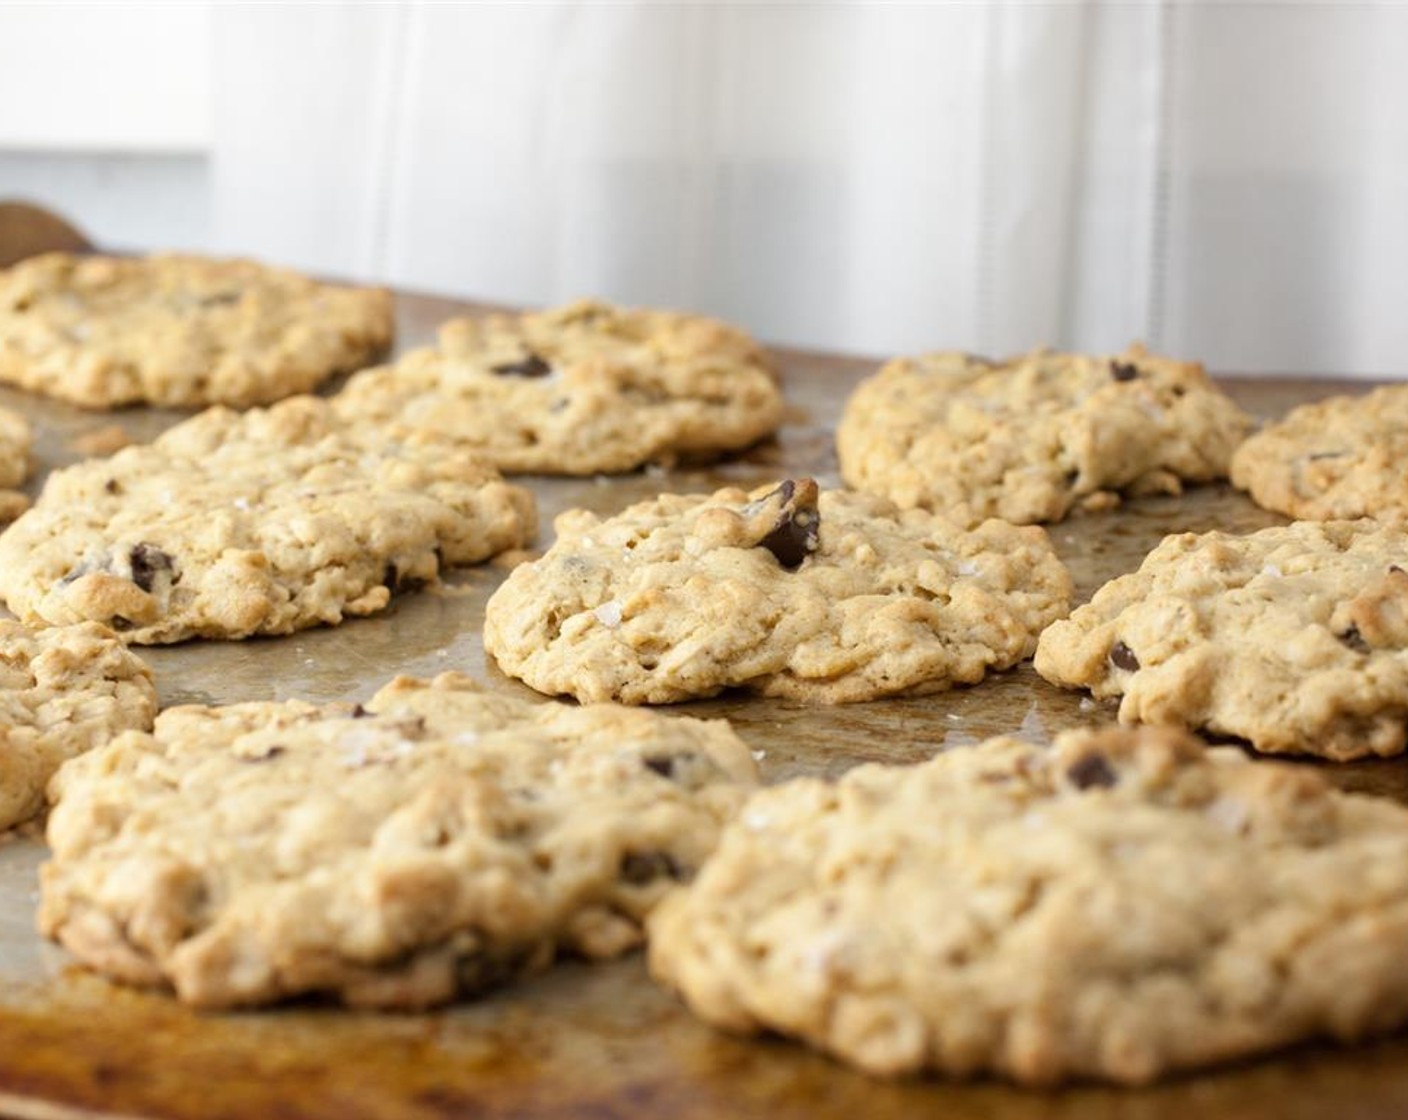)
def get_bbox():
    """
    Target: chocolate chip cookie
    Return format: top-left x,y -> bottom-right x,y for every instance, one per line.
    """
0,620 -> 156,831
41,671 -> 758,1008
1035,520 -> 1408,759
484,478 -> 1072,704
650,725 -> 1408,1084
0,252 -> 393,408
0,396 -> 536,642
0,403 -> 31,520
837,345 -> 1253,525
332,298 -> 783,473
1231,384 -> 1408,520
